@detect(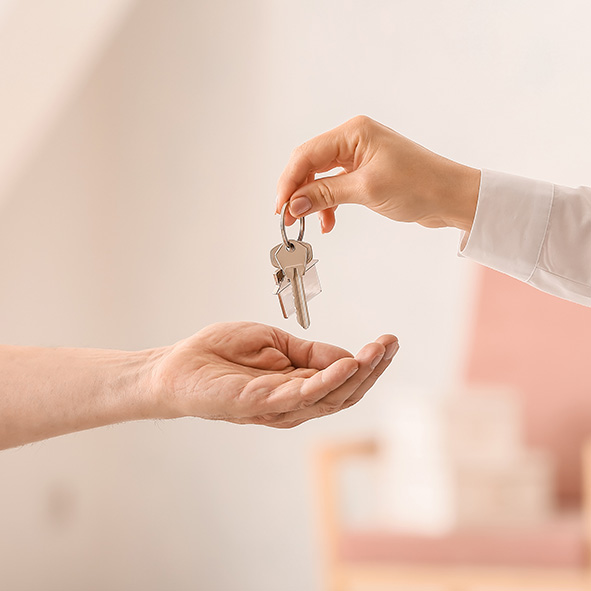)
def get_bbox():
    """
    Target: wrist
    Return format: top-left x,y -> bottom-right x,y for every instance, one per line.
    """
140,338 -> 211,420
440,164 -> 480,232
94,347 -> 169,424
133,346 -> 175,420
